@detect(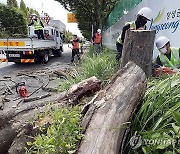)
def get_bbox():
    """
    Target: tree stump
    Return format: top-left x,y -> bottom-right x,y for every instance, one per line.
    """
120,30 -> 155,77
78,62 -> 147,154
